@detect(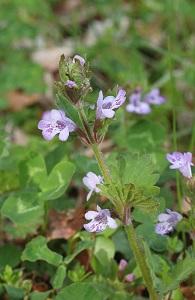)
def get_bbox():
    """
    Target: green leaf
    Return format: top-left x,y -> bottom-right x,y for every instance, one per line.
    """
158,254 -> 195,294
55,283 -> 102,300
4,285 -> 24,300
112,229 -> 133,259
64,240 -> 94,264
30,291 -> 51,300
131,192 -> 159,213
118,120 -> 166,153
0,170 -> 19,195
40,160 -> 75,200
56,93 -> 82,128
108,153 -> 160,192
51,265 -> 66,289
1,191 -> 44,226
20,152 -> 47,186
122,154 -> 159,188
58,55 -> 69,82
94,236 -> 115,260
22,236 -> 63,266
0,245 -> 22,271
137,224 -> 167,252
